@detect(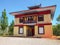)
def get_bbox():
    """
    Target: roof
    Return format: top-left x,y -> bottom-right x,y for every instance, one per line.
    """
28,4 -> 41,9
10,5 -> 56,19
